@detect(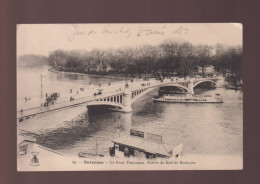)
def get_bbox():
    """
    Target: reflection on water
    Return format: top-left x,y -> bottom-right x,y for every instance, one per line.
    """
17,66 -> 122,104
18,67 -> 243,157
